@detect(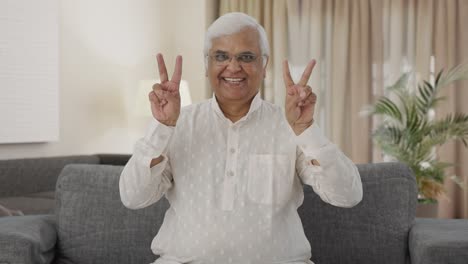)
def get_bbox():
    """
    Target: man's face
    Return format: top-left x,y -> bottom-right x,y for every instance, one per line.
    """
207,27 -> 267,104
